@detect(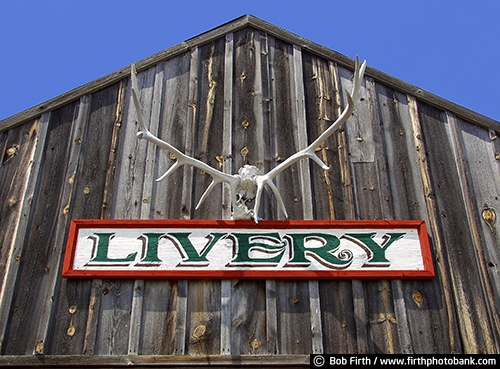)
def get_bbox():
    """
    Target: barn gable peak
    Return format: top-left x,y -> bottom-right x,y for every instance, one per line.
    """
0,14 -> 498,132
